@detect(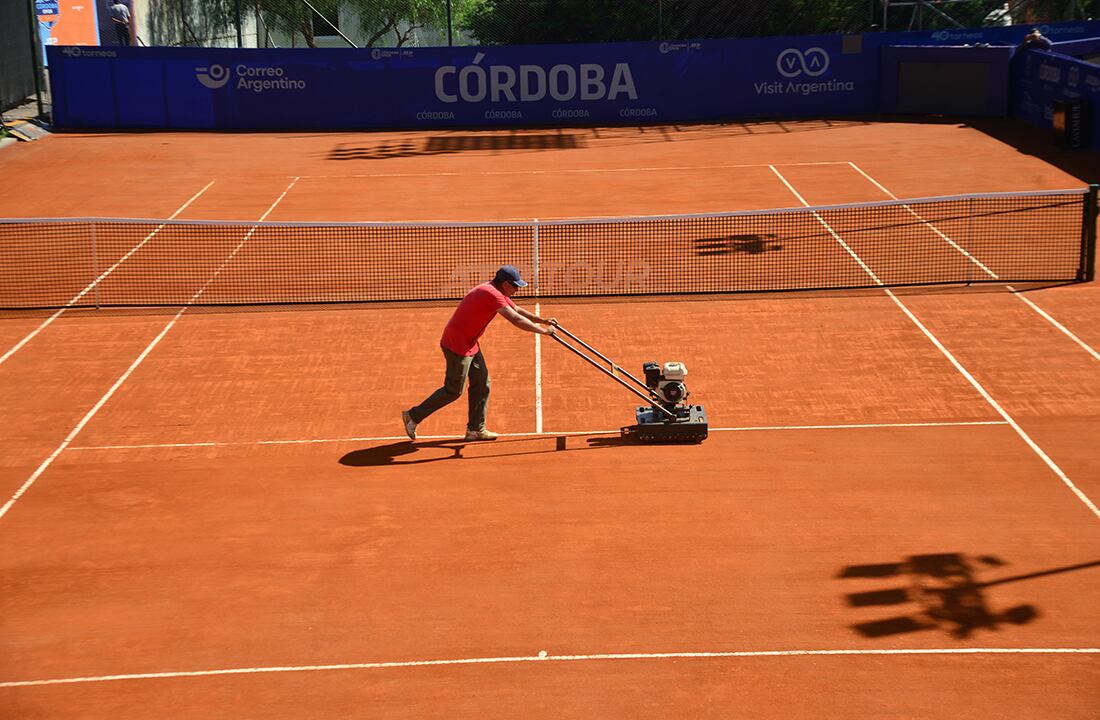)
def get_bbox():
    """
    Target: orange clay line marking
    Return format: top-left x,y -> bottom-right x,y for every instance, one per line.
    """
0,181 -> 216,368
293,161 -> 850,180
0,180 -> 300,524
846,163 -> 1099,363
769,166 -> 1100,522
2,647 -> 1097,688
64,421 -> 1010,451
